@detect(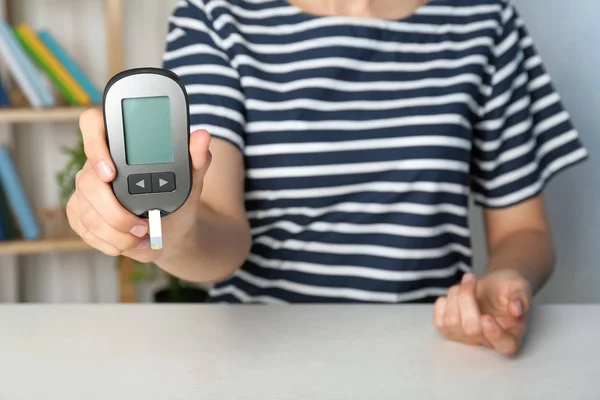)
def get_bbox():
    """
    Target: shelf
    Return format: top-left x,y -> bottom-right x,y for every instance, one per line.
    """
0,208 -> 92,255
0,236 -> 92,256
0,106 -> 91,124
